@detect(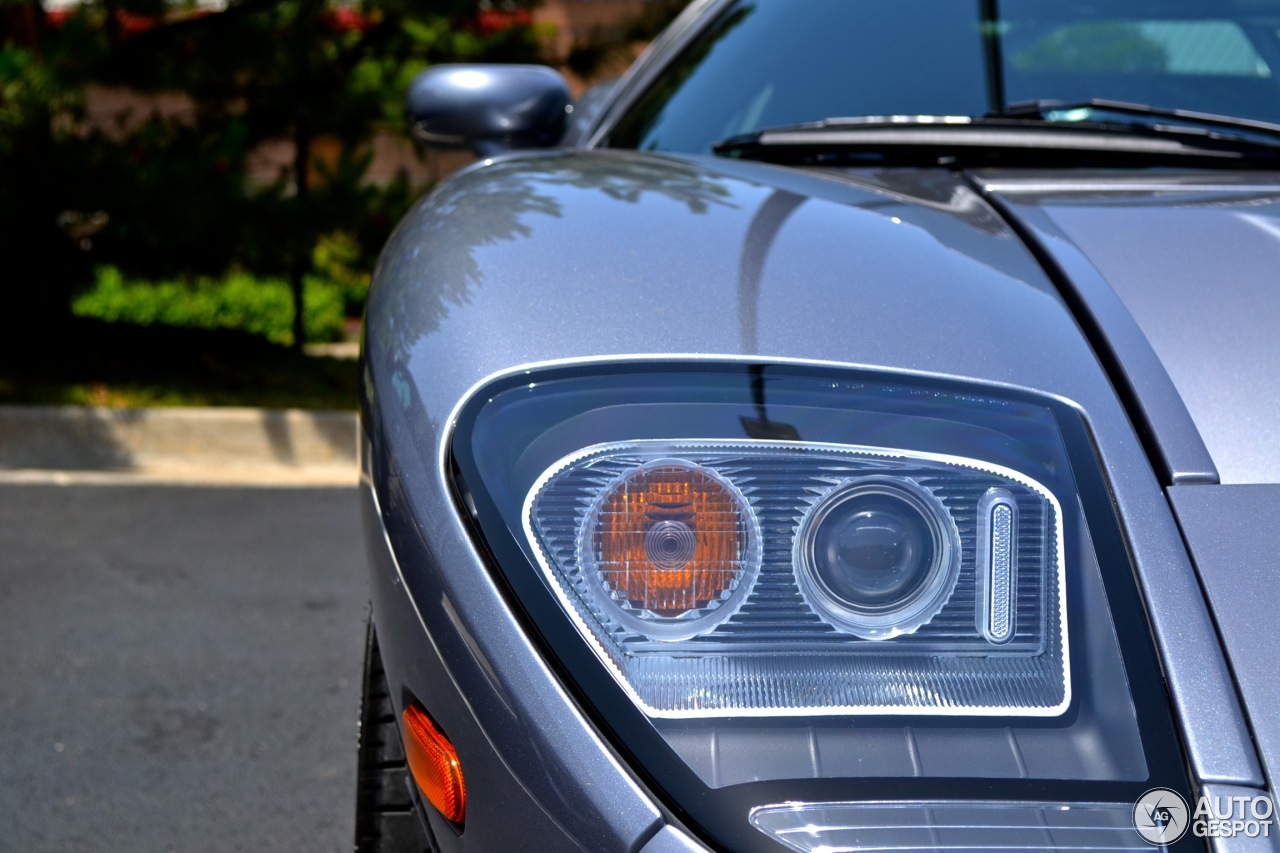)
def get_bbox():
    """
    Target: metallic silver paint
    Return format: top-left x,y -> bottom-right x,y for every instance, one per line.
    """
360,477 -> 665,851
1199,784 -> 1280,853
988,175 -> 1280,485
639,826 -> 714,853
975,172 -> 1220,486
1171,486 -> 1280,805
363,145 -> 1264,821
